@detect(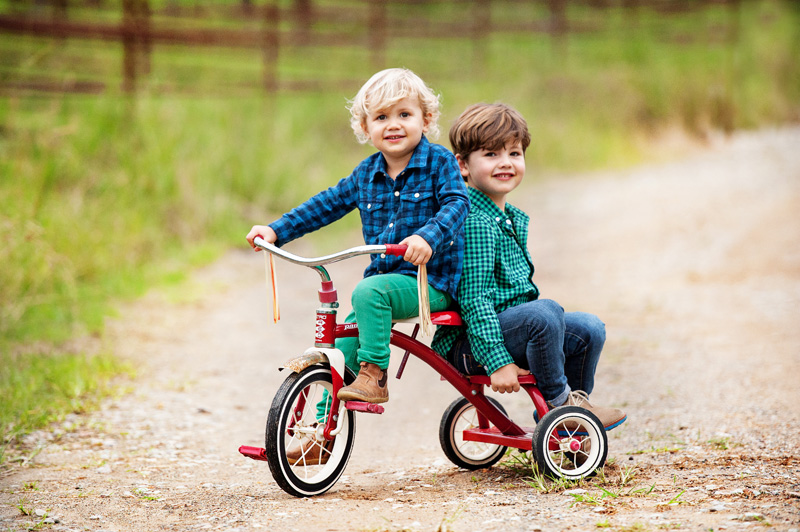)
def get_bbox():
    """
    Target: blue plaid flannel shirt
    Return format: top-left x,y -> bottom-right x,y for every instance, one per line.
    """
269,136 -> 469,299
